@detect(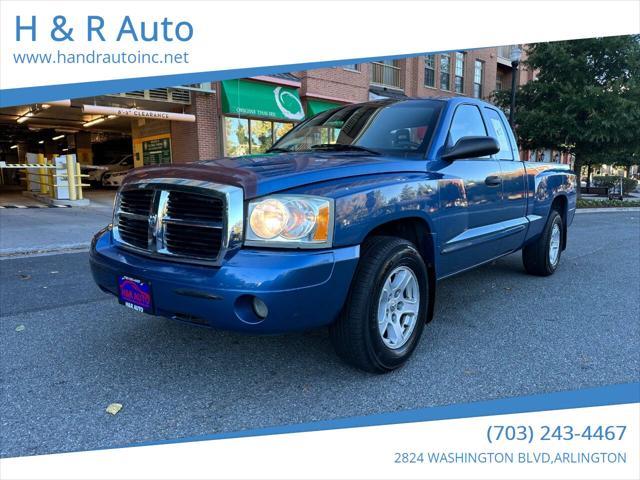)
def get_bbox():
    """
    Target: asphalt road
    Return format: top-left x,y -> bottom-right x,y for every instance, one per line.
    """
1,212 -> 639,458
